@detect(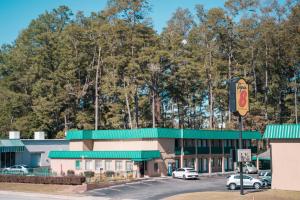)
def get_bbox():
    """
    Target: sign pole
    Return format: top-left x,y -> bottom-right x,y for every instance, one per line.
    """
239,115 -> 244,195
